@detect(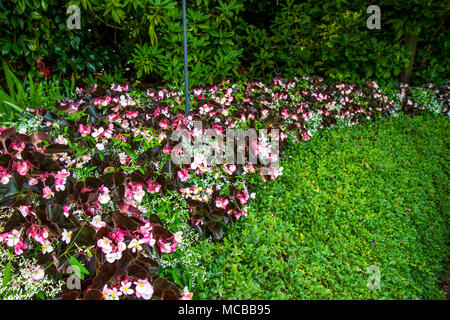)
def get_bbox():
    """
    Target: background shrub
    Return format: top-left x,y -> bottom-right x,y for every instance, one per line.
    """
0,0 -> 448,86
